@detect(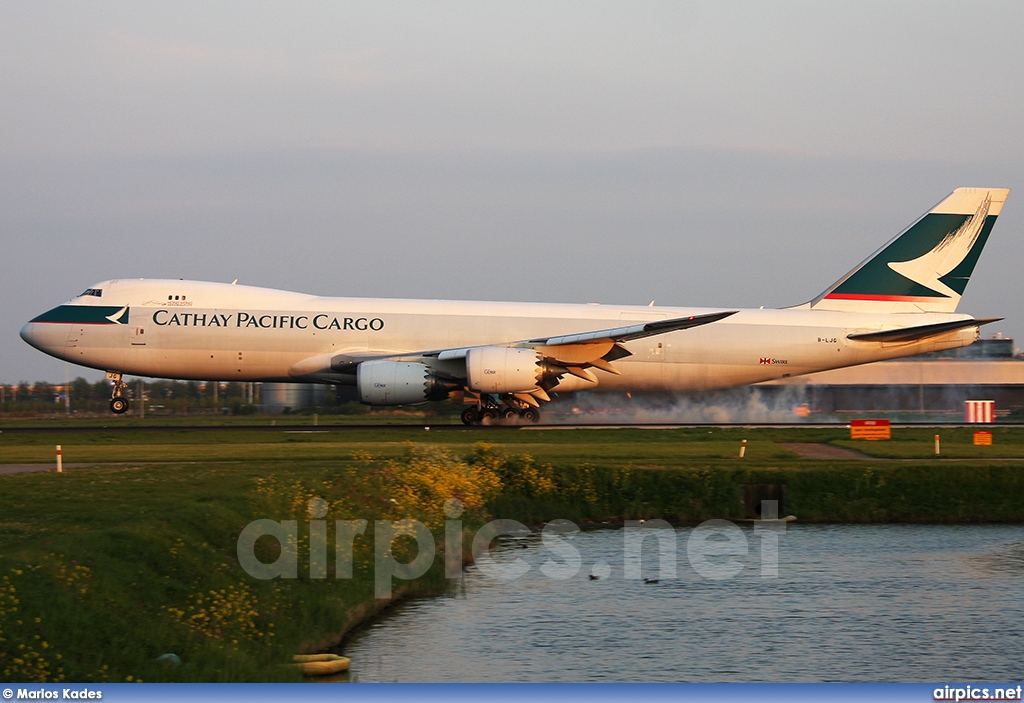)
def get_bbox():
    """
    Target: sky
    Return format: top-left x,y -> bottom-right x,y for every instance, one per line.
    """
3,1 -> 1024,384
